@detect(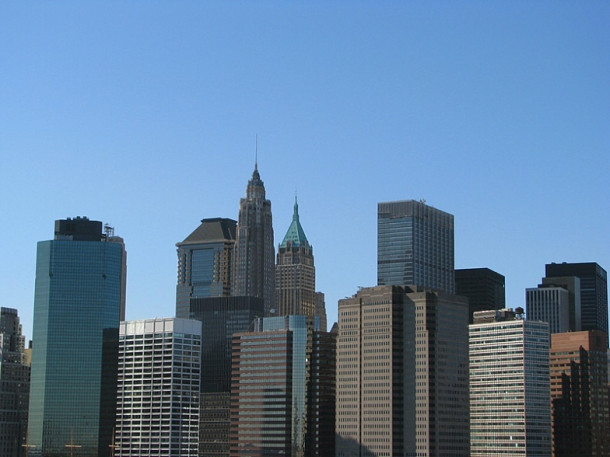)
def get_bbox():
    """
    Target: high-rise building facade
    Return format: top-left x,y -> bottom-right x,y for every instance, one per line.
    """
115,318 -> 201,457
0,307 -> 30,457
469,309 -> 551,456
336,285 -> 469,457
455,267 -> 505,323
230,315 -> 335,457
189,296 -> 264,457
233,164 -> 275,315
176,218 -> 236,318
545,262 -> 608,343
378,200 -> 455,294
550,330 -> 609,457
541,275 -> 581,332
314,292 -> 327,332
28,217 -> 126,457
275,198 -> 315,318
526,285 -> 571,334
